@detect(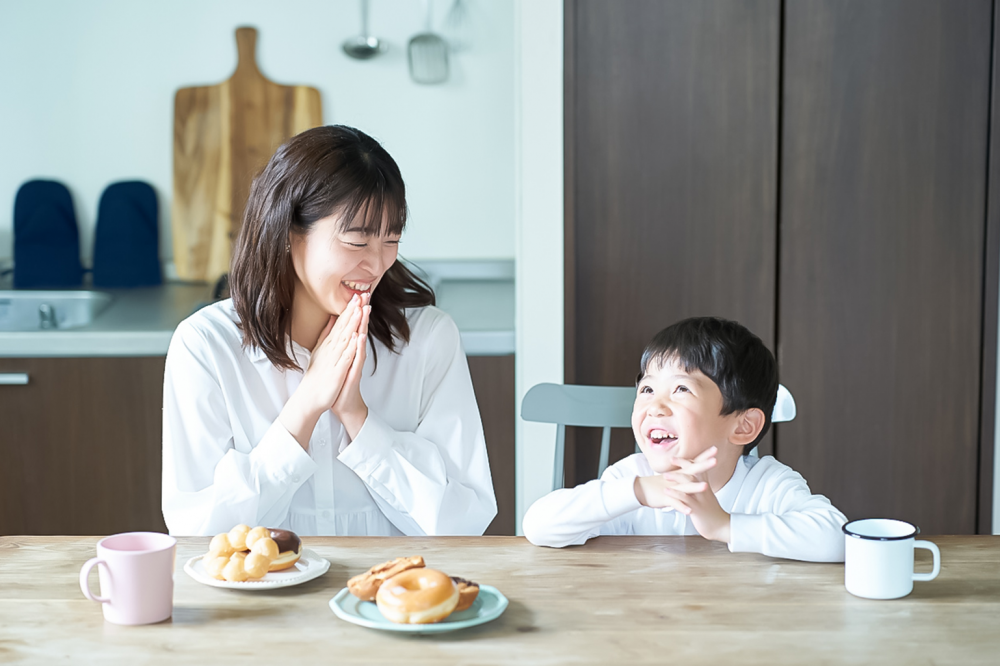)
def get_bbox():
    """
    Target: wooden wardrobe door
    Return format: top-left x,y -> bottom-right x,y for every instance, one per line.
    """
566,0 -> 780,485
779,0 -> 992,533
